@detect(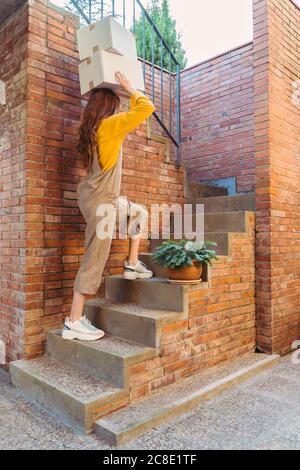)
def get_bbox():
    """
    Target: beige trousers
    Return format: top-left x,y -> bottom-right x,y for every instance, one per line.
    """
73,148 -> 148,295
